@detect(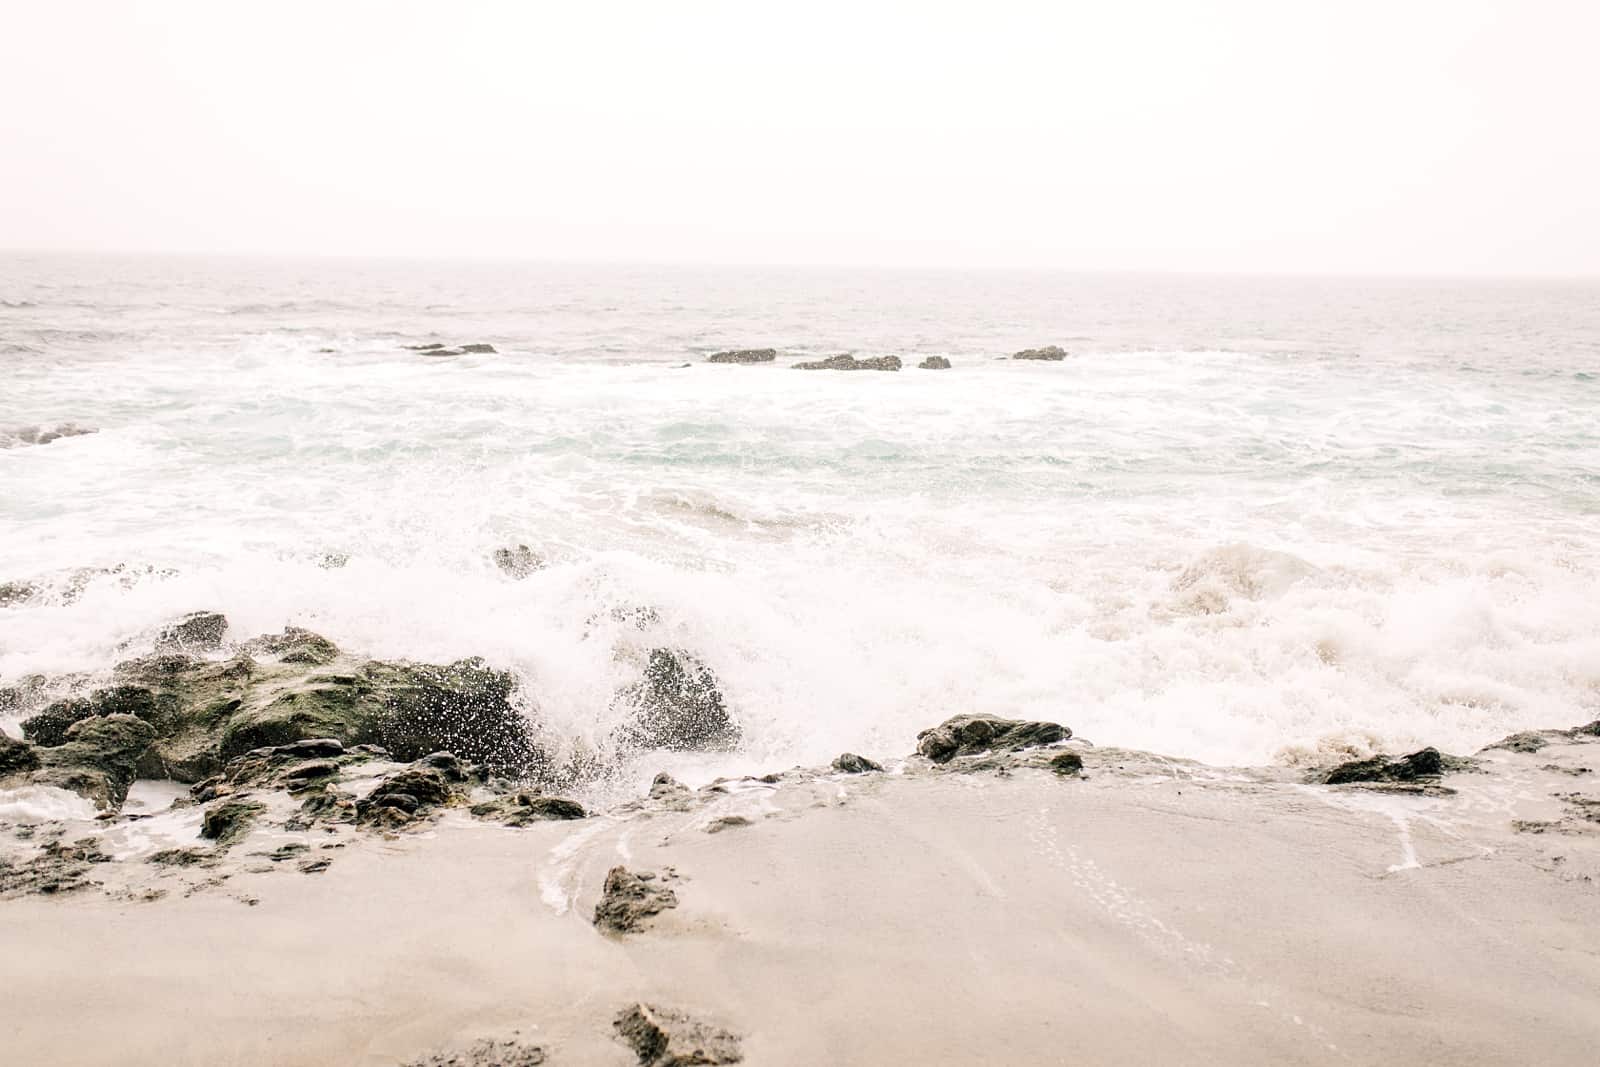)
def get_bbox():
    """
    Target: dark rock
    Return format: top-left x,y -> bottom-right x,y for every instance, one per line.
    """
648,772 -> 692,803
0,732 -> 40,775
219,681 -> 382,760
24,715 -> 157,810
831,753 -> 883,774
1484,731 -> 1549,754
616,650 -> 739,752
23,686 -> 158,747
1321,747 -> 1466,785
200,798 -> 266,847
459,343 -> 497,354
613,1003 -> 742,1066
707,348 -> 776,364
594,867 -> 679,934
1049,751 -> 1084,776
1013,345 -> 1067,361
156,611 -> 229,653
401,1037 -> 547,1067
413,751 -> 472,783
366,658 -> 542,776
917,356 -> 952,370
493,544 -> 545,579
705,815 -> 751,833
792,354 -> 901,372
280,759 -> 339,783
362,767 -> 452,809
404,343 -> 449,351
915,714 -> 1070,764
240,626 -> 340,666
147,847 -> 210,867
470,791 -> 586,826
267,737 -> 347,759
